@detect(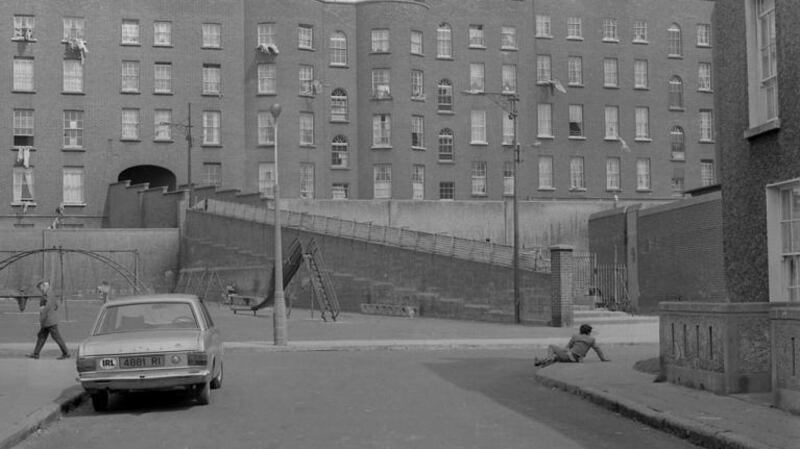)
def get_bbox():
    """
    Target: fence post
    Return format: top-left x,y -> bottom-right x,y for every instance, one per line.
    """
549,244 -> 574,327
